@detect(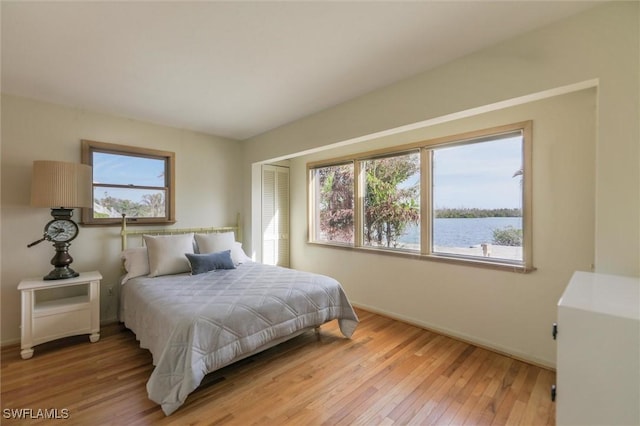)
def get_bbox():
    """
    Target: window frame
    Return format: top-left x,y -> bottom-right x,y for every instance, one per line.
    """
307,121 -> 533,272
360,149 -> 421,252
308,161 -> 356,246
81,139 -> 176,226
